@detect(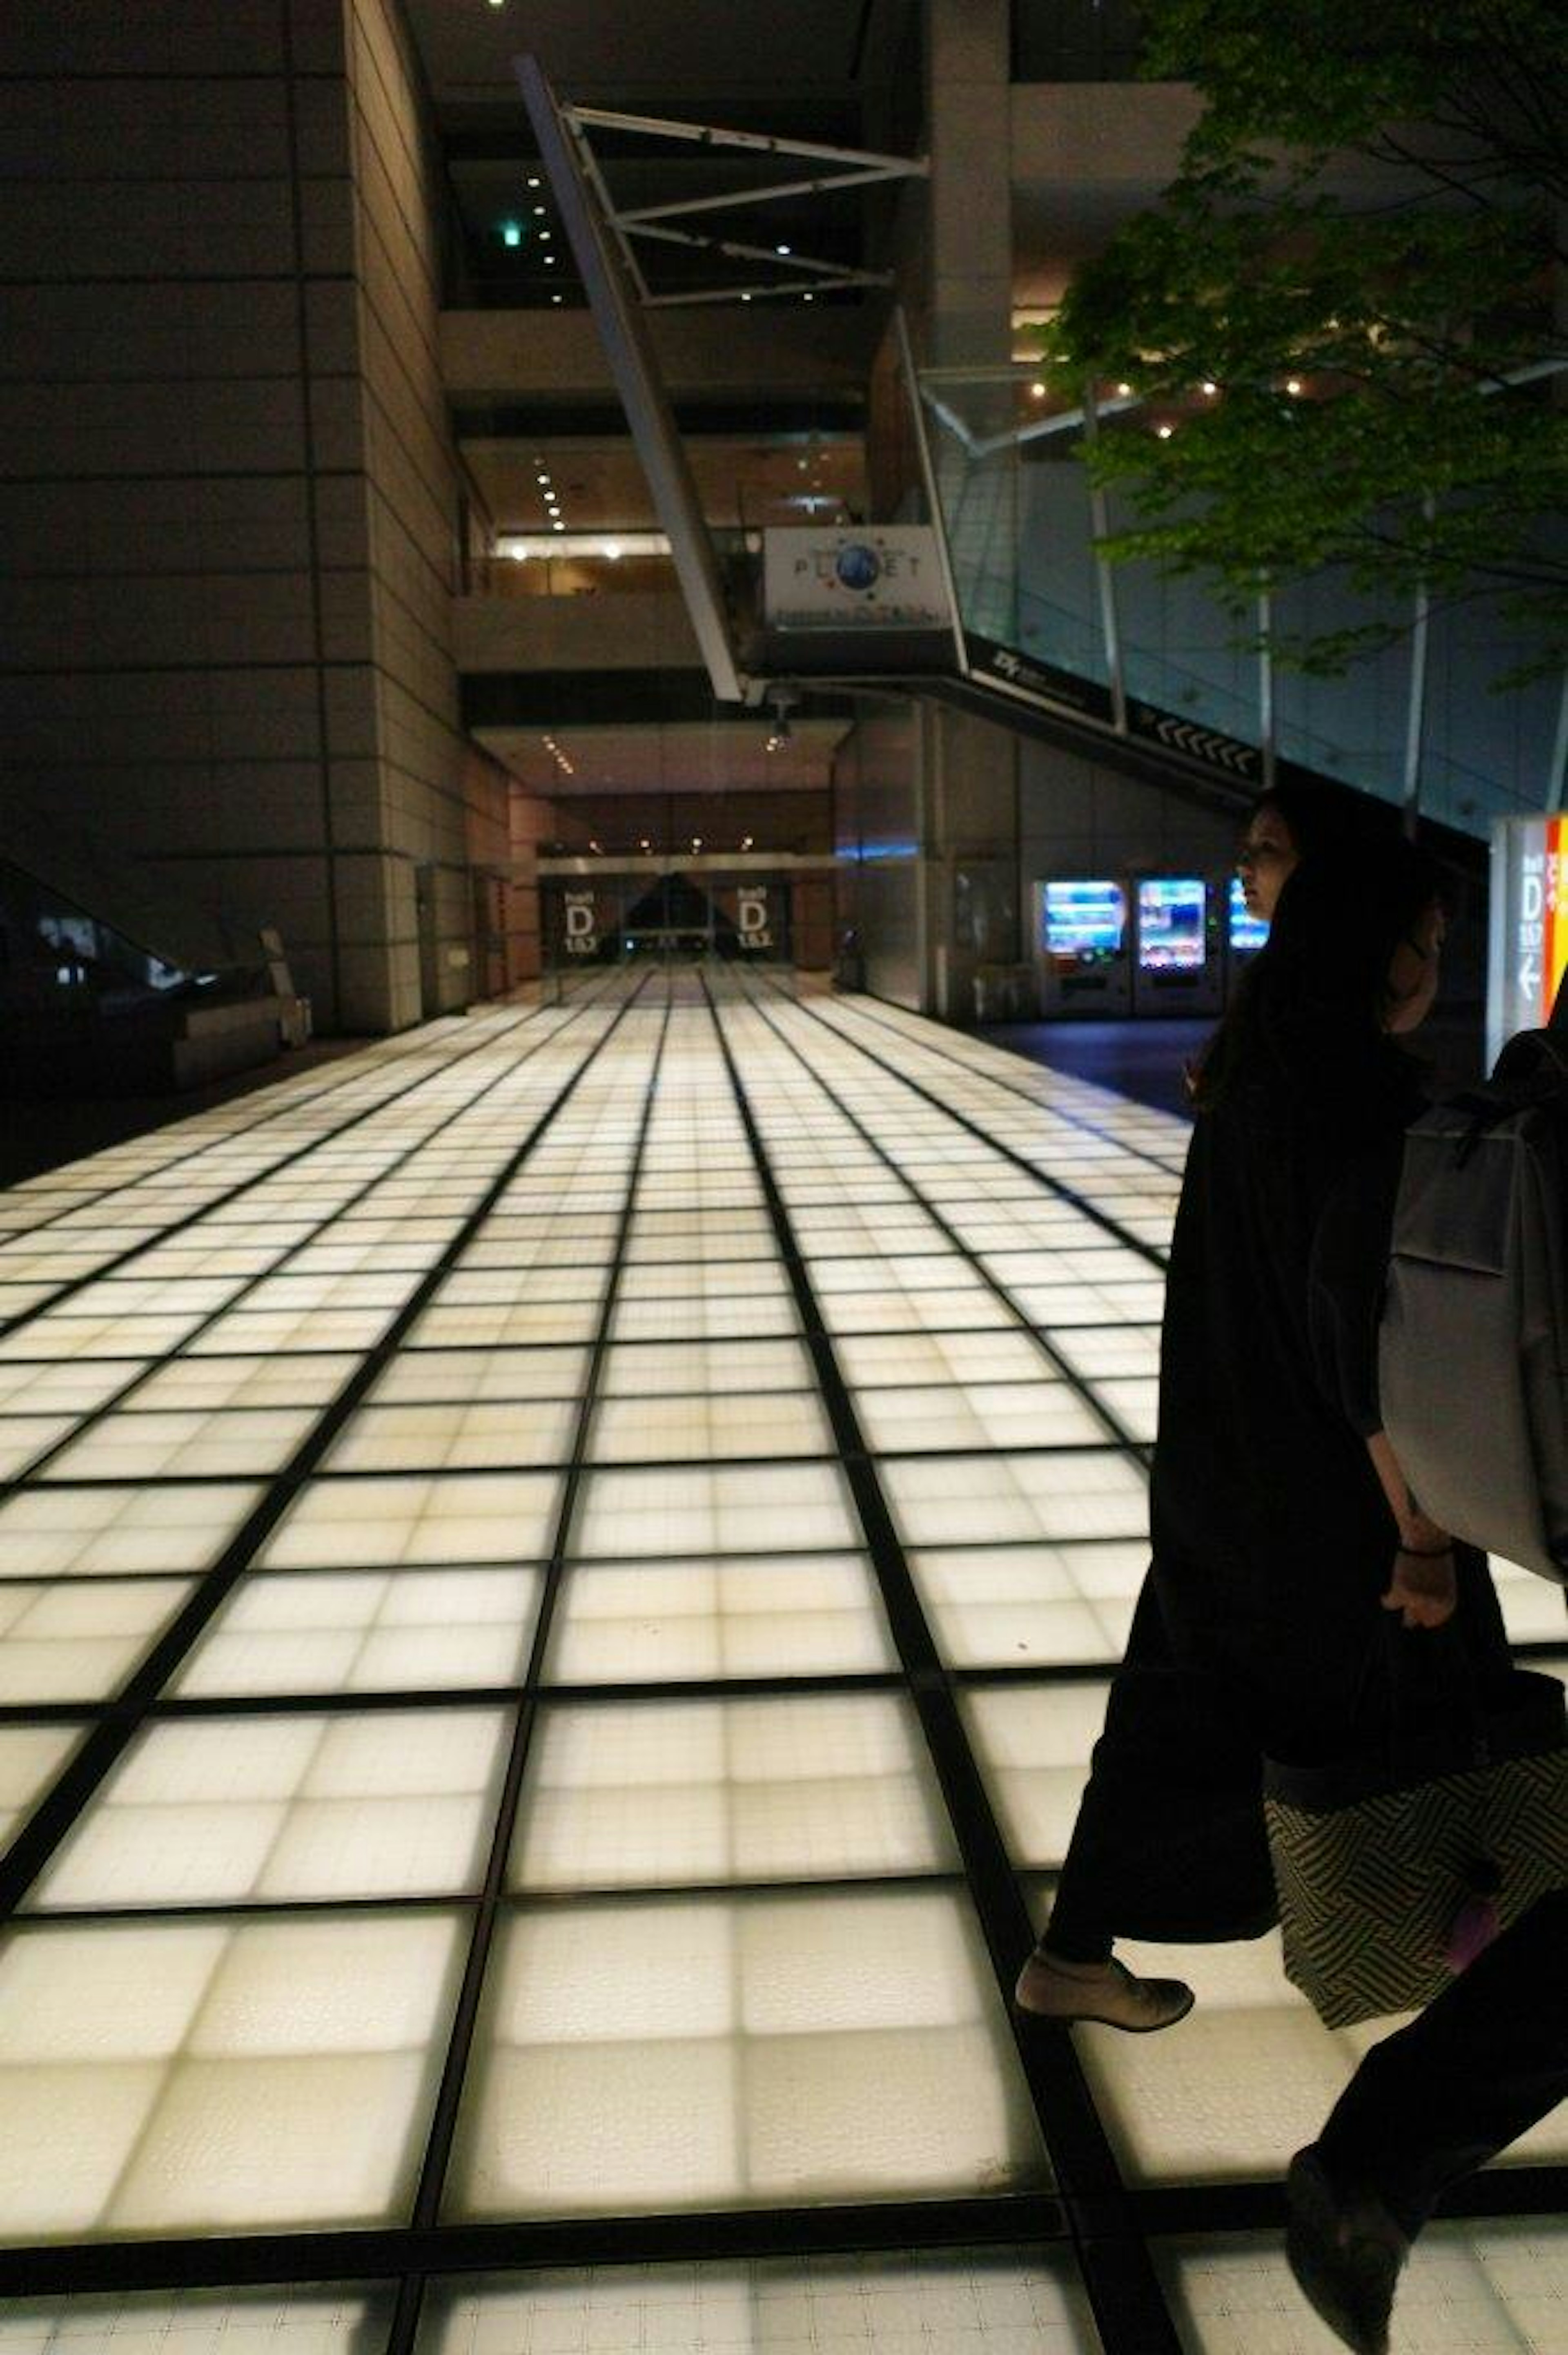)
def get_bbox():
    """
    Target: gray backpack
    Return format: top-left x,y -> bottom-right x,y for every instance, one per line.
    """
1379,991 -> 1568,1583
